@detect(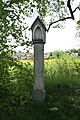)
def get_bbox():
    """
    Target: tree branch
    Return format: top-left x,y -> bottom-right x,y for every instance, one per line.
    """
67,0 -> 74,20
47,17 -> 72,31
73,7 -> 80,13
47,0 -> 80,32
